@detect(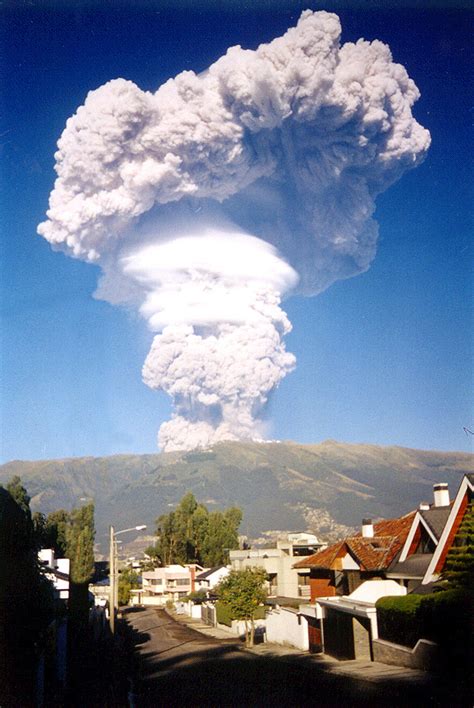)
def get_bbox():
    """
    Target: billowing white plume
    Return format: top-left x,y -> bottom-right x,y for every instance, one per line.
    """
38,10 -> 430,451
